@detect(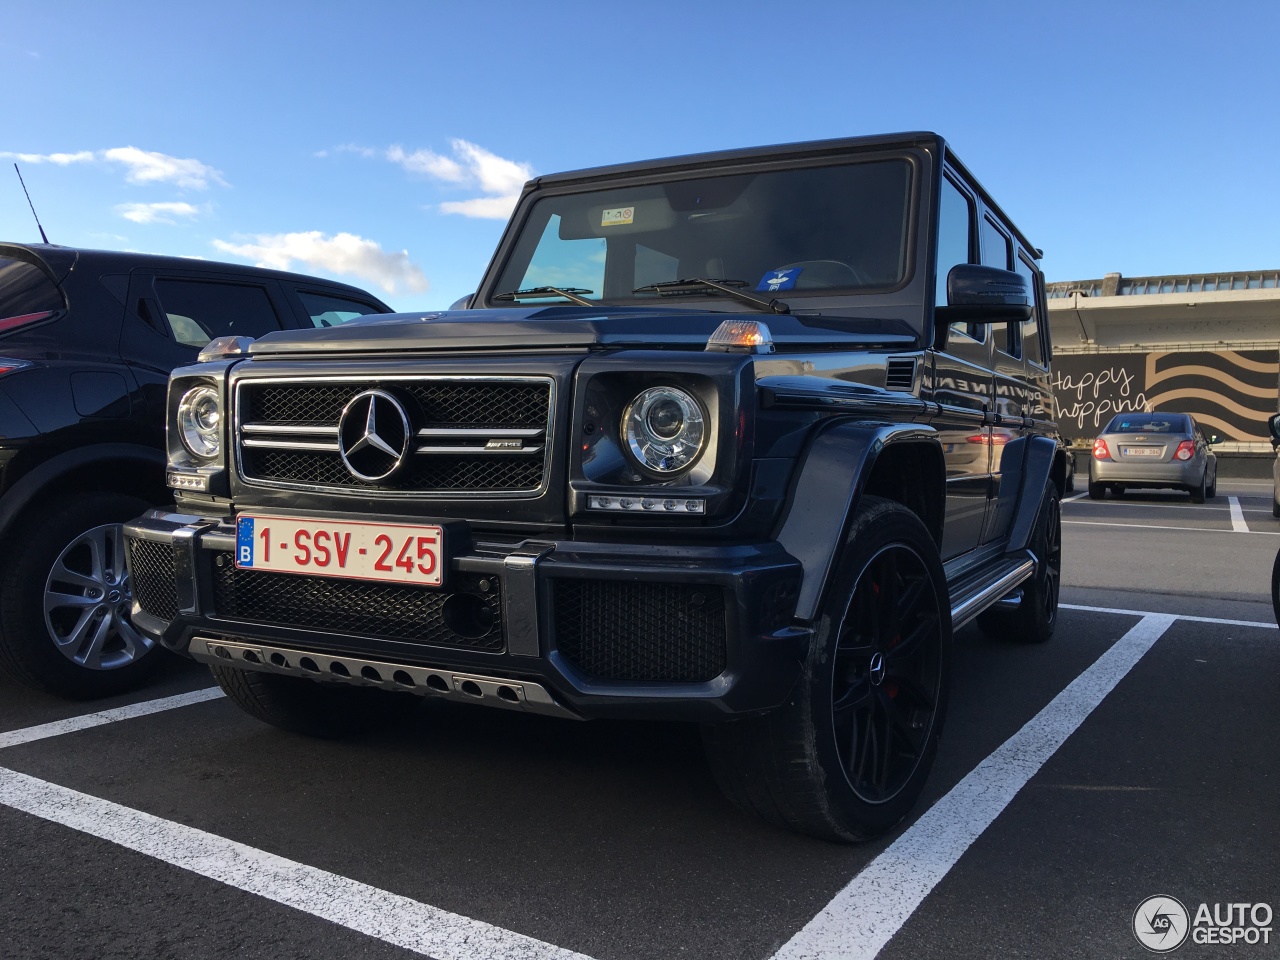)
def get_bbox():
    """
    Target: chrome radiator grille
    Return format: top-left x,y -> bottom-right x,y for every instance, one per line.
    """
235,377 -> 553,495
